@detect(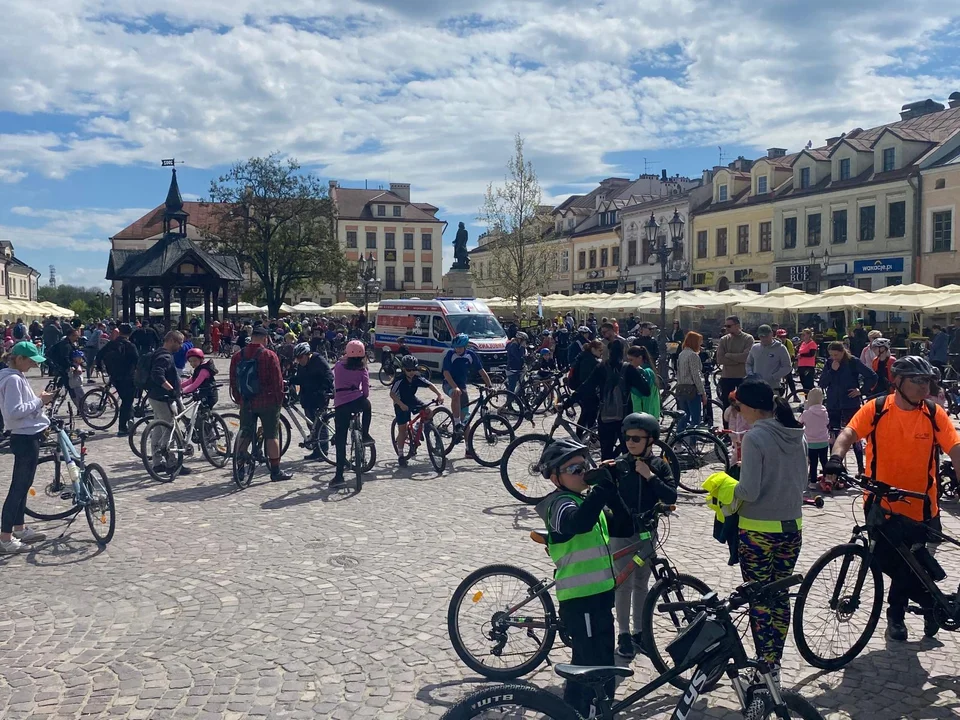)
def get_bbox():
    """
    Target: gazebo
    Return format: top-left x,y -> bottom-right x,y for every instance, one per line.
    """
106,168 -> 244,332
